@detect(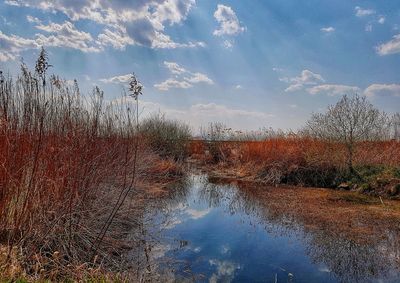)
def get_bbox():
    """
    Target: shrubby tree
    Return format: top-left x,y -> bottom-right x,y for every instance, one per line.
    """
140,113 -> 191,160
306,94 -> 390,172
